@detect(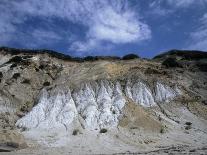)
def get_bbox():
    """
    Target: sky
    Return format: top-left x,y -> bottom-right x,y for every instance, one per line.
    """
0,0 -> 207,58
